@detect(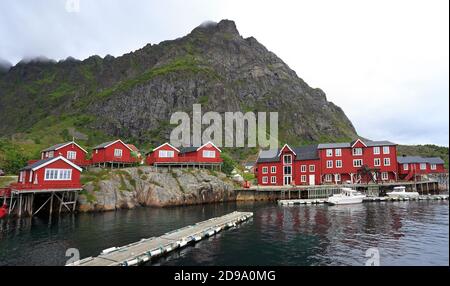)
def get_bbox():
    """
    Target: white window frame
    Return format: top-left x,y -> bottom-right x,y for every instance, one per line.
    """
326,149 -> 333,157
283,166 -> 292,175
309,165 -> 315,172
67,151 -> 77,160
335,174 -> 341,182
430,164 -> 436,170
420,163 -> 426,170
114,149 -> 123,157
383,146 -> 390,154
373,146 -> 380,155
353,159 -> 363,167
352,148 -> 363,156
44,169 -> 72,181
403,163 -> 409,171
262,167 -> 268,174
159,150 -> 175,158
381,172 -> 388,180
324,174 -> 333,182
271,176 -> 276,184
335,149 -> 342,157
271,166 -> 276,173
202,150 -> 216,158
384,158 -> 391,166
301,165 -> 307,172
19,171 -> 24,183
262,176 -> 268,184
374,158 -> 381,167
48,151 -> 54,158
326,160 -> 333,169
301,175 -> 307,183
283,154 -> 292,164
335,160 -> 342,168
